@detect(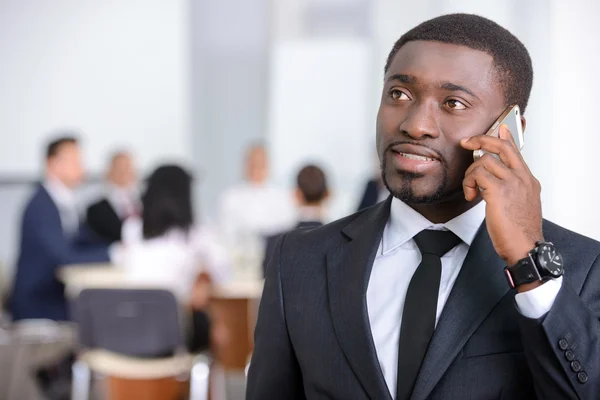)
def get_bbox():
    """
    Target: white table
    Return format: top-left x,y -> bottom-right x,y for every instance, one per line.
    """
58,263 -> 264,299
